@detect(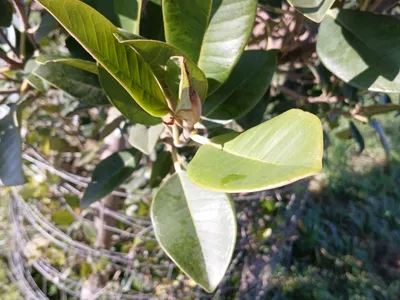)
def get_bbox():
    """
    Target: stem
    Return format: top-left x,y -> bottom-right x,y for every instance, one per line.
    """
0,30 -> 18,57
0,49 -> 24,69
170,147 -> 182,172
172,123 -> 184,147
360,0 -> 369,10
